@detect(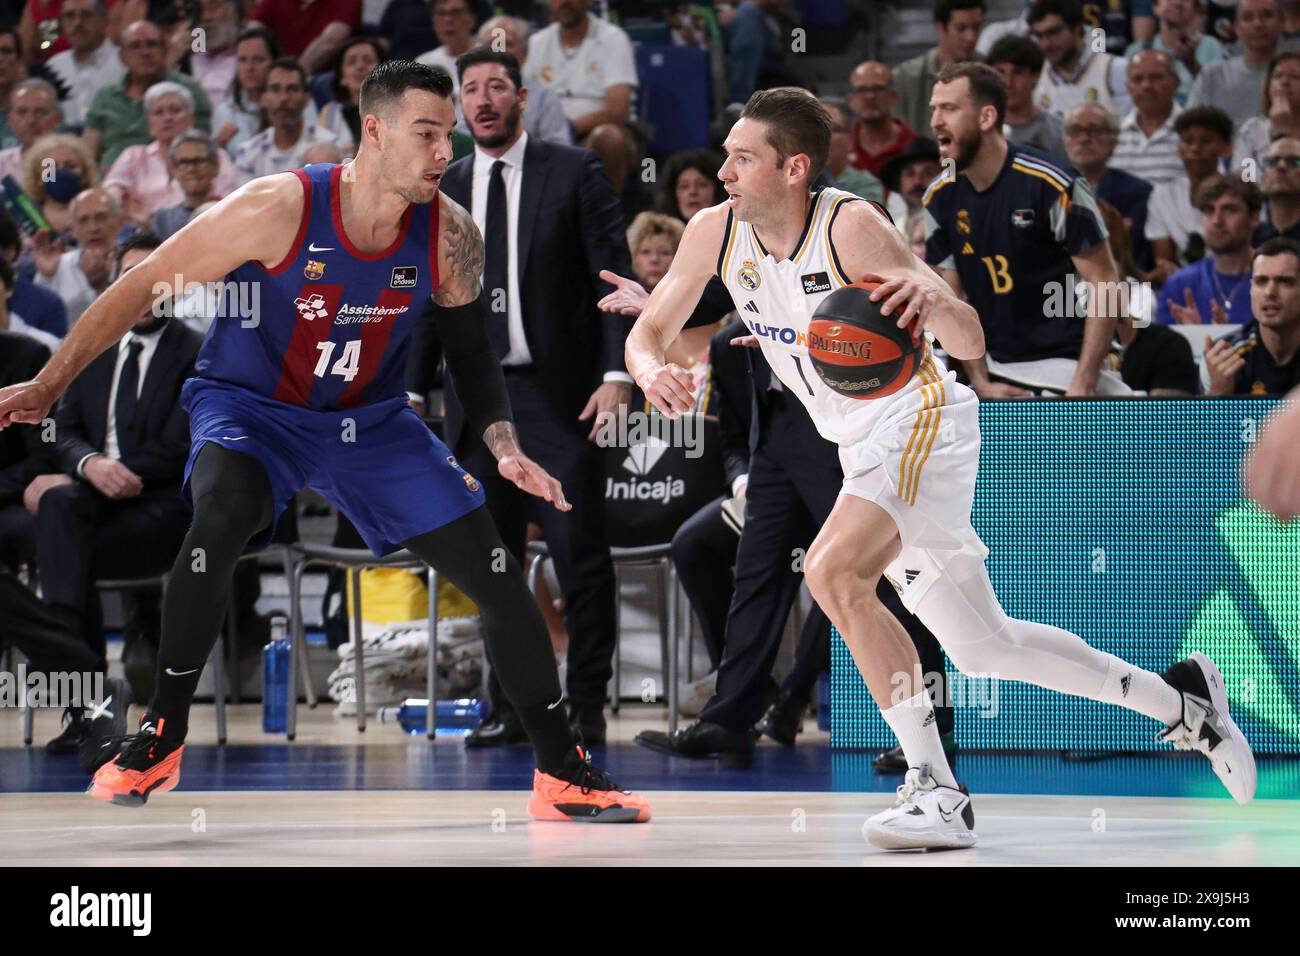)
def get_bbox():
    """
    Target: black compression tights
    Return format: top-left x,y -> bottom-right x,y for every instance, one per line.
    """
153,443 -> 574,771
